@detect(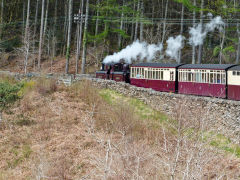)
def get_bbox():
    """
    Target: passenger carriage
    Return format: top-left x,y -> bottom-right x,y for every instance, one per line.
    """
227,66 -> 240,101
178,64 -> 236,98
130,63 -> 182,92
